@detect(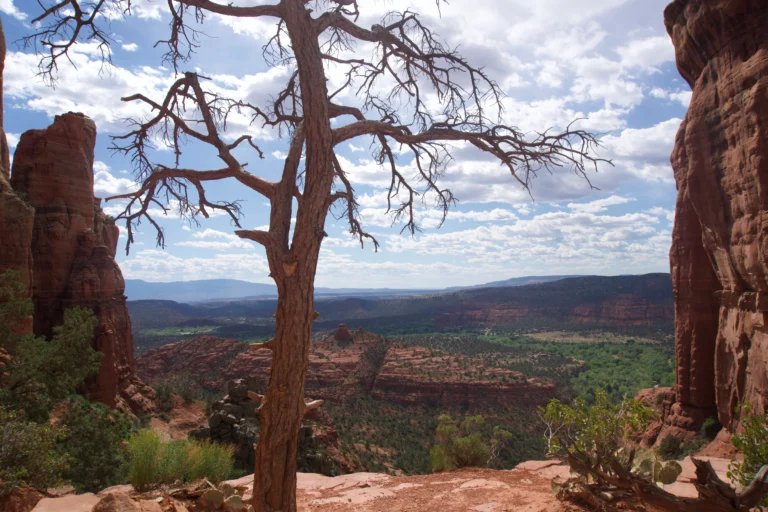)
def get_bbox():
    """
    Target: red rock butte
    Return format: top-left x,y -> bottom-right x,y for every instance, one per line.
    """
334,323 -> 353,342
6,112 -> 154,413
659,0 -> 768,442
